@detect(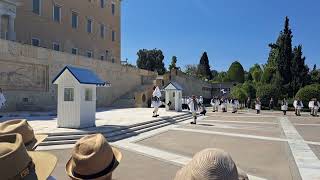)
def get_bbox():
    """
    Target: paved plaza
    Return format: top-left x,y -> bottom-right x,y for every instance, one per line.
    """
20,108 -> 318,180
